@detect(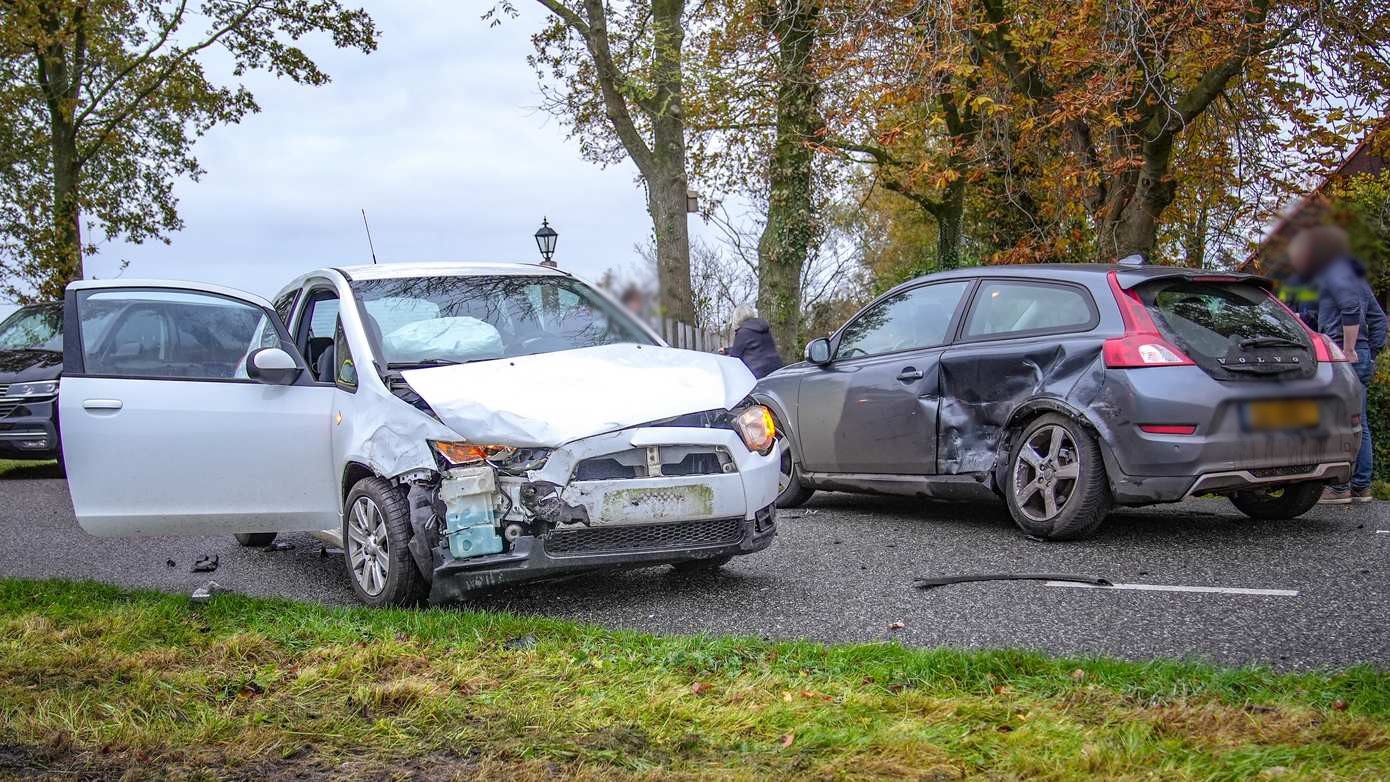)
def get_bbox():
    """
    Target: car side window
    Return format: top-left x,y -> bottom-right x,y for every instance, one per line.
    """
333,317 -> 357,390
77,289 -> 281,380
297,290 -> 342,383
272,290 -> 299,326
963,281 -> 1096,339
836,281 -> 970,360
